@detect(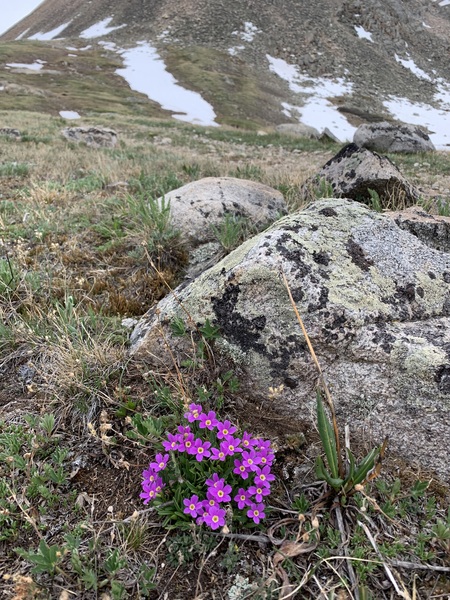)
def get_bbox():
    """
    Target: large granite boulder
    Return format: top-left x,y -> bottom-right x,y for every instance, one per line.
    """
159,177 -> 287,277
131,199 -> 450,482
354,122 -> 435,154
301,143 -> 421,208
62,127 -> 117,148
